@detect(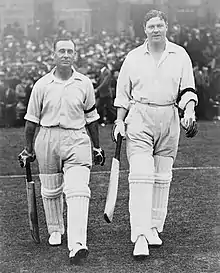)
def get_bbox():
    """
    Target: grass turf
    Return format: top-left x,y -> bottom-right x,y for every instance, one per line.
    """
1,121 -> 220,272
